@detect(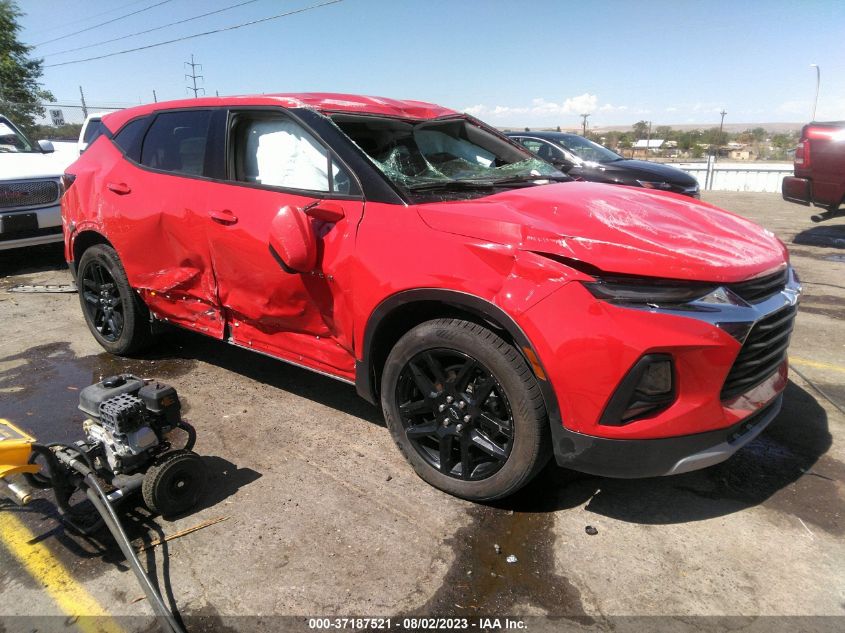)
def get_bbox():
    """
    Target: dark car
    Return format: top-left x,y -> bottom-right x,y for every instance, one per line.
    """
507,131 -> 700,197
